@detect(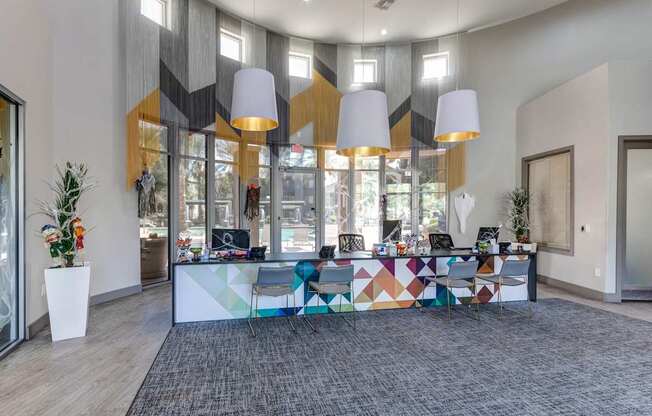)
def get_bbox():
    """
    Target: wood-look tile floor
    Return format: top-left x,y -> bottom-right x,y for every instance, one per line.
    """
0,284 -> 171,416
1,283 -> 652,416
